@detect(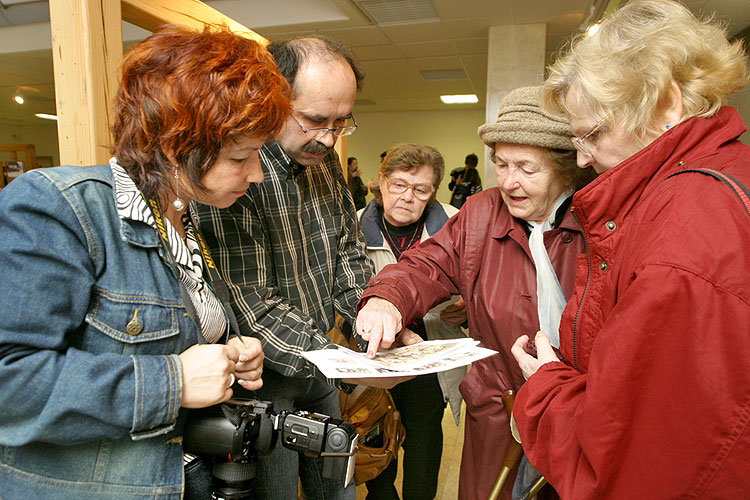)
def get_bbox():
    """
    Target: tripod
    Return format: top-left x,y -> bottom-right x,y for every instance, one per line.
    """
485,390 -> 547,500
